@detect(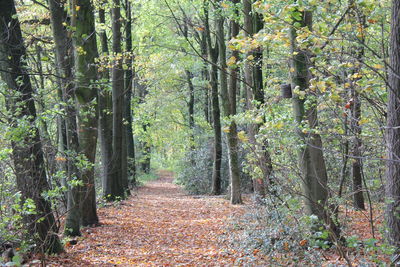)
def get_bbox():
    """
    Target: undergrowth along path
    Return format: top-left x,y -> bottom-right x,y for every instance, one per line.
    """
50,170 -> 244,266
